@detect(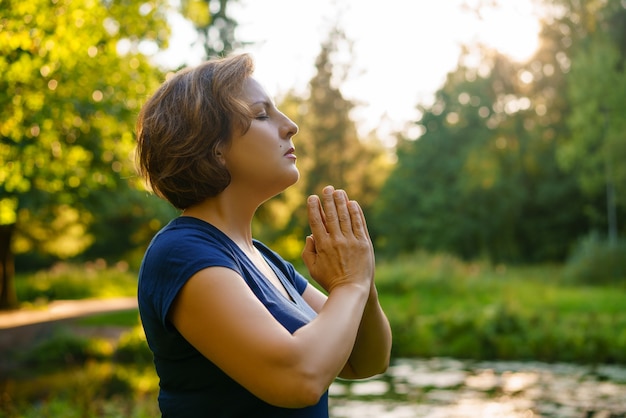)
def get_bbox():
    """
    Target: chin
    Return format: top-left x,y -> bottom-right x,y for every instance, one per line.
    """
290,169 -> 300,184
275,170 -> 300,193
